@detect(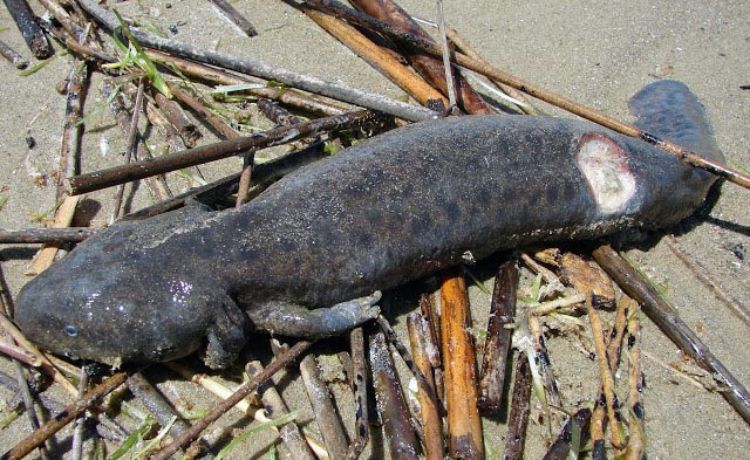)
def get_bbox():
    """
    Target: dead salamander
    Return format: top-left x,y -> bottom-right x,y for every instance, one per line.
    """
15,80 -> 724,368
